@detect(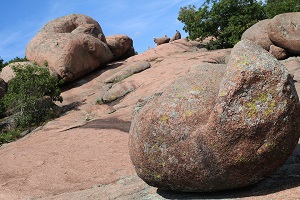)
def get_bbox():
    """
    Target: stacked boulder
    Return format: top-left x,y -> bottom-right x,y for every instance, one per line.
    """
154,30 -> 182,46
129,39 -> 300,192
26,14 -> 135,83
242,12 -> 300,60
